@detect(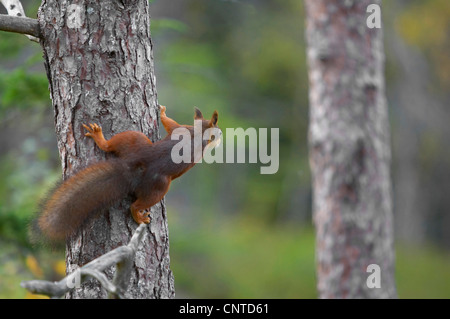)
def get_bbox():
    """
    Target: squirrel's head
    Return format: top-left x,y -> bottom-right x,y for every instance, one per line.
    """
194,107 -> 222,149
